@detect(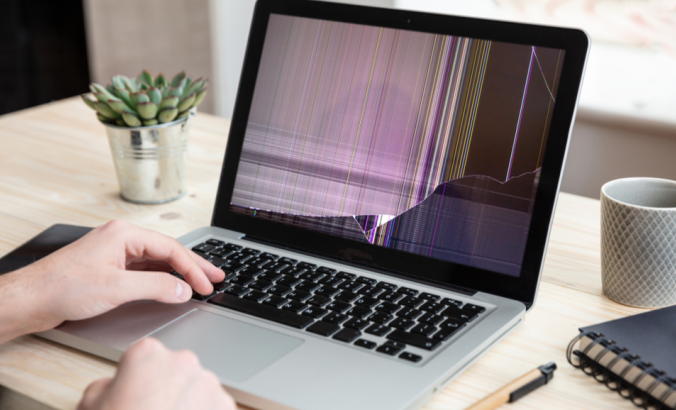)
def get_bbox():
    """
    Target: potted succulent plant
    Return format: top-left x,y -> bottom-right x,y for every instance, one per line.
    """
81,71 -> 207,204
